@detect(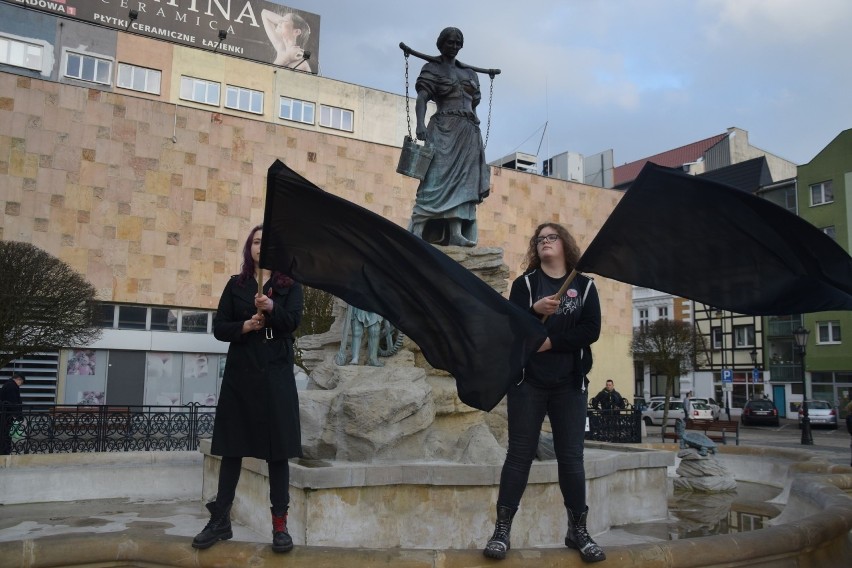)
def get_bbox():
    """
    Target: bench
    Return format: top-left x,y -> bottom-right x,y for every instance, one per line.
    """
660,419 -> 740,446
